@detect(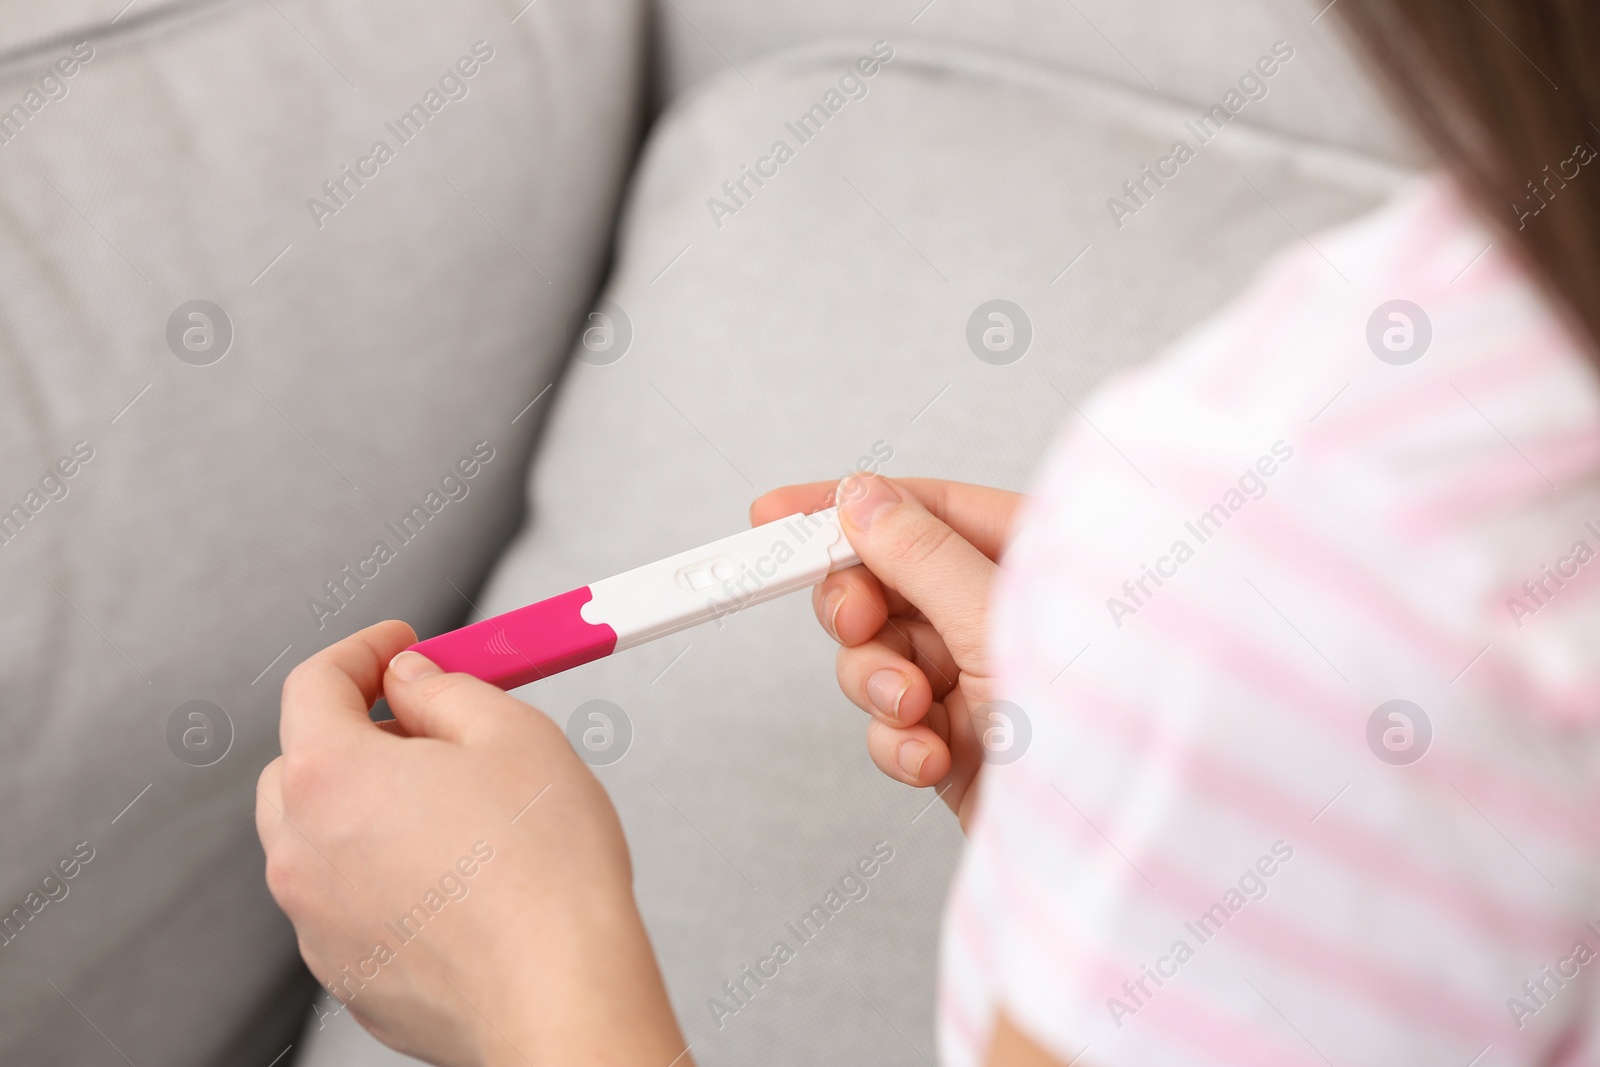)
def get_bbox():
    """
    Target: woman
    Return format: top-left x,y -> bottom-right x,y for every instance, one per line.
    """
256,1 -> 1600,1063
